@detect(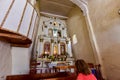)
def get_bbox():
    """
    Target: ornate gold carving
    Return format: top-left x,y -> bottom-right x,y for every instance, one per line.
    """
66,40 -> 69,44
40,38 -> 44,42
51,39 -> 54,43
